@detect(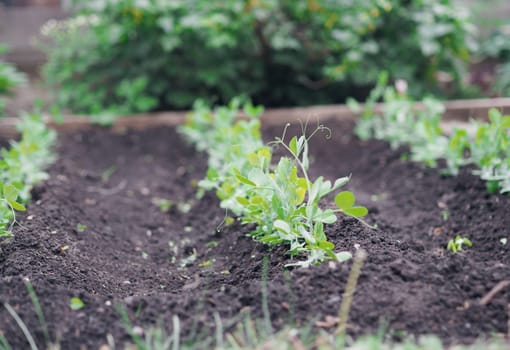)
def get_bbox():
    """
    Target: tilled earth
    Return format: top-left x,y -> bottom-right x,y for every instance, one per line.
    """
0,119 -> 509,349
